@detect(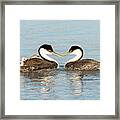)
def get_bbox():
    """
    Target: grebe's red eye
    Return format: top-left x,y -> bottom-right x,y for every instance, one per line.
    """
48,50 -> 52,52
